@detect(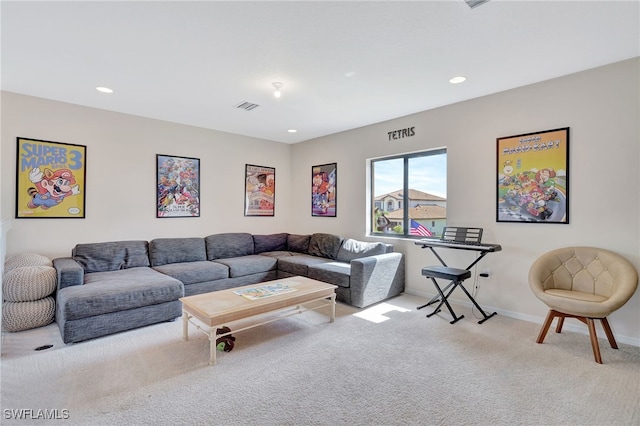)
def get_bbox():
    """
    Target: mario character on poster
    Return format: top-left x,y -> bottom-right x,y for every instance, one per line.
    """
16,138 -> 86,218
497,128 -> 569,223
245,164 -> 275,216
157,155 -> 200,217
312,163 -> 336,217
